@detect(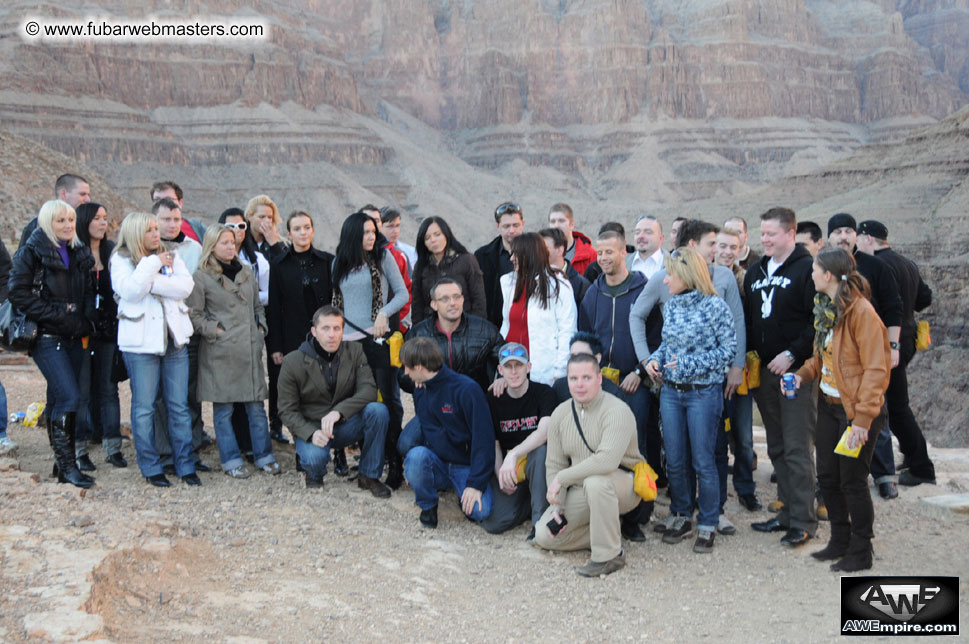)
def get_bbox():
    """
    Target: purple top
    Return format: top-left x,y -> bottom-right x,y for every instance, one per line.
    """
56,240 -> 70,268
